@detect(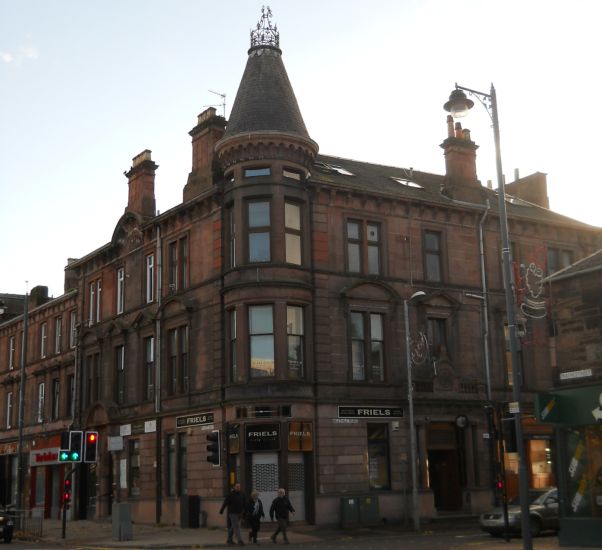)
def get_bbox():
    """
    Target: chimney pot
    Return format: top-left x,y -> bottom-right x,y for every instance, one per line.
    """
133,149 -> 152,167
